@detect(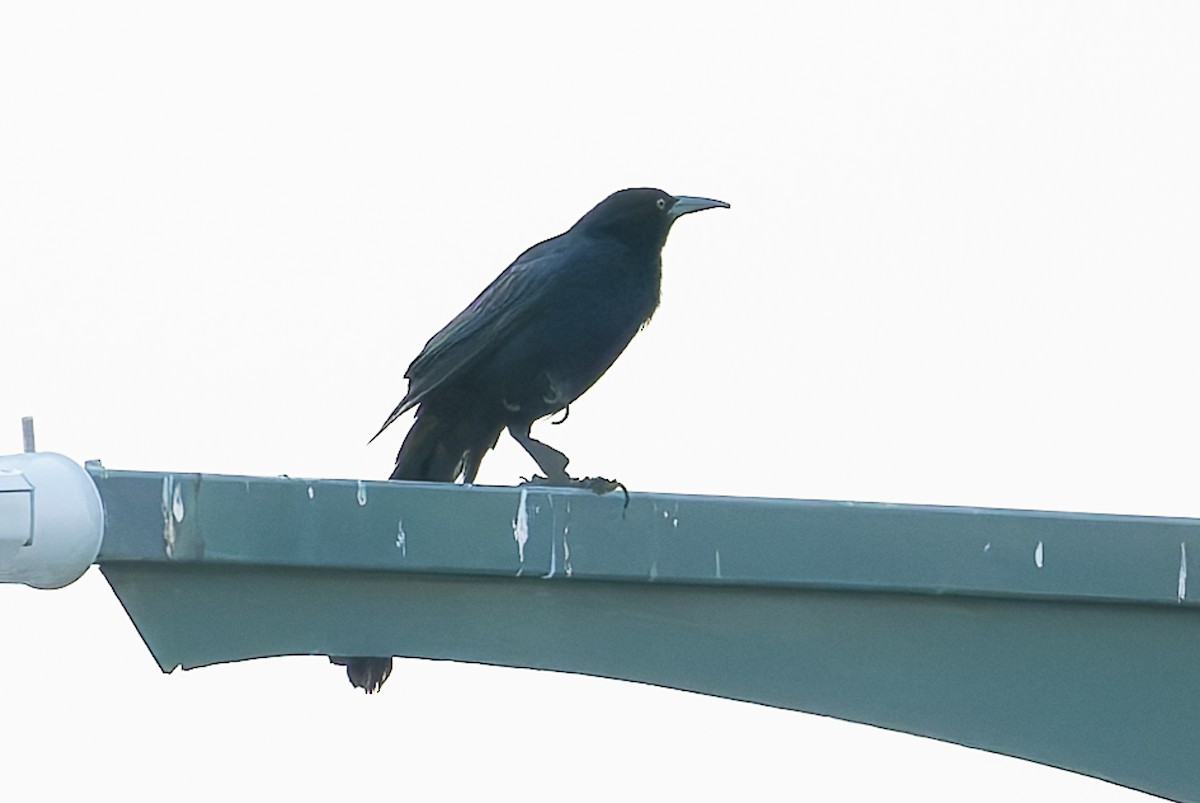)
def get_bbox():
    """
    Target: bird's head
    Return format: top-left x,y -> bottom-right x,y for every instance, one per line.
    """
574,188 -> 729,251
